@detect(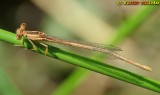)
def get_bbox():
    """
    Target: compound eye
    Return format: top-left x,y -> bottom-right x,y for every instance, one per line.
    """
16,35 -> 22,40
